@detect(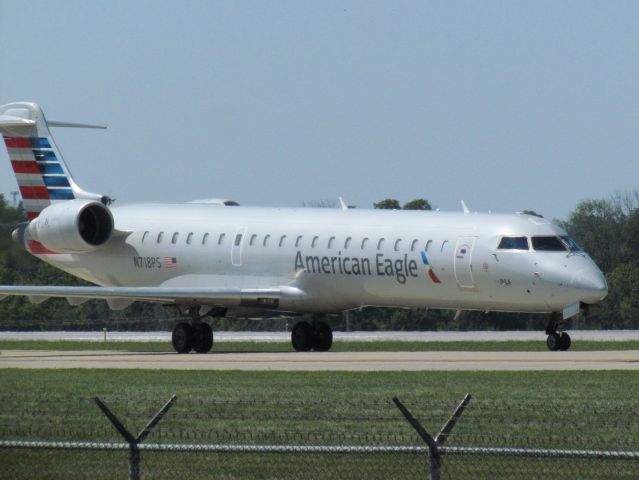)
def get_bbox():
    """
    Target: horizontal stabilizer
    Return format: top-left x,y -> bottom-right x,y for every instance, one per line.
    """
48,120 -> 107,129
